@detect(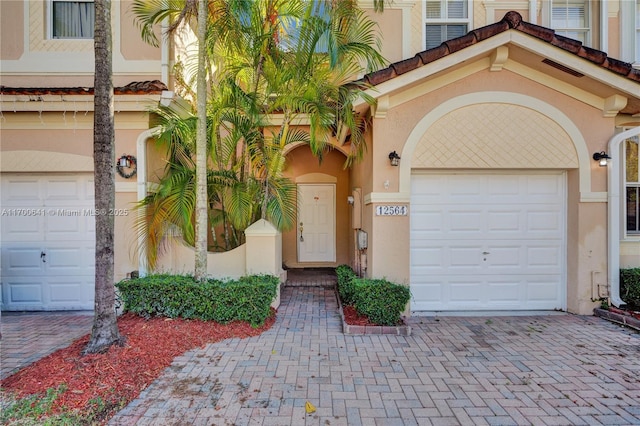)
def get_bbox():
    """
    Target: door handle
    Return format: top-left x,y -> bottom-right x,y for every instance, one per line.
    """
299,222 -> 304,242
482,251 -> 490,255
41,251 -> 46,263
